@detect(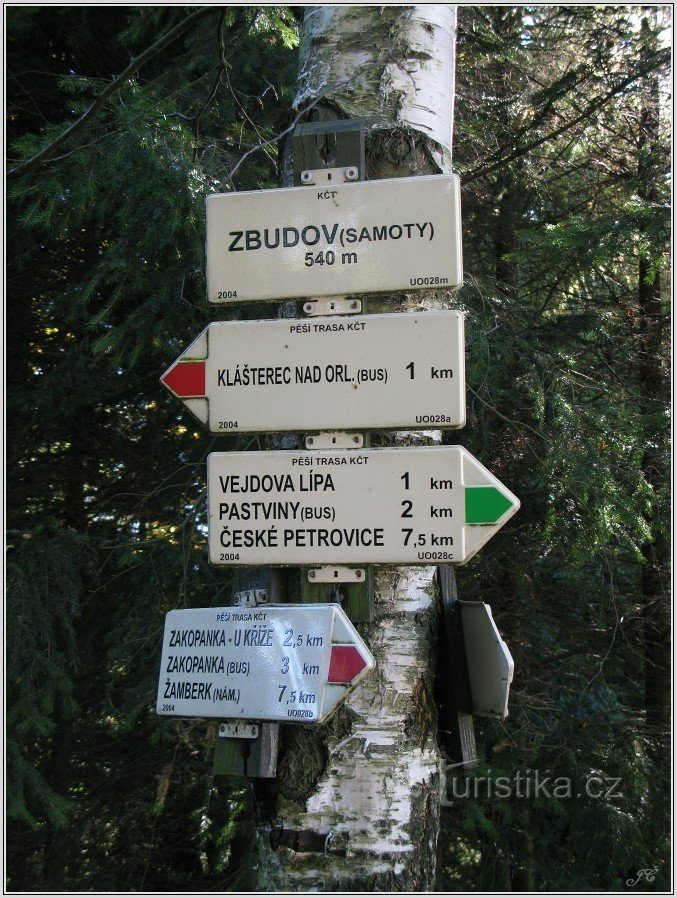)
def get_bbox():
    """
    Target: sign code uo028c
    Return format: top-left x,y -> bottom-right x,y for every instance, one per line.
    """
207,446 -> 519,567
